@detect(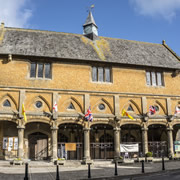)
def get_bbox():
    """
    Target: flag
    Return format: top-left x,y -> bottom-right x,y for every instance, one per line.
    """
85,106 -> 93,122
53,101 -> 58,112
22,103 -> 27,122
91,4 -> 95,9
122,109 -> 134,120
149,106 -> 156,115
175,106 -> 180,116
